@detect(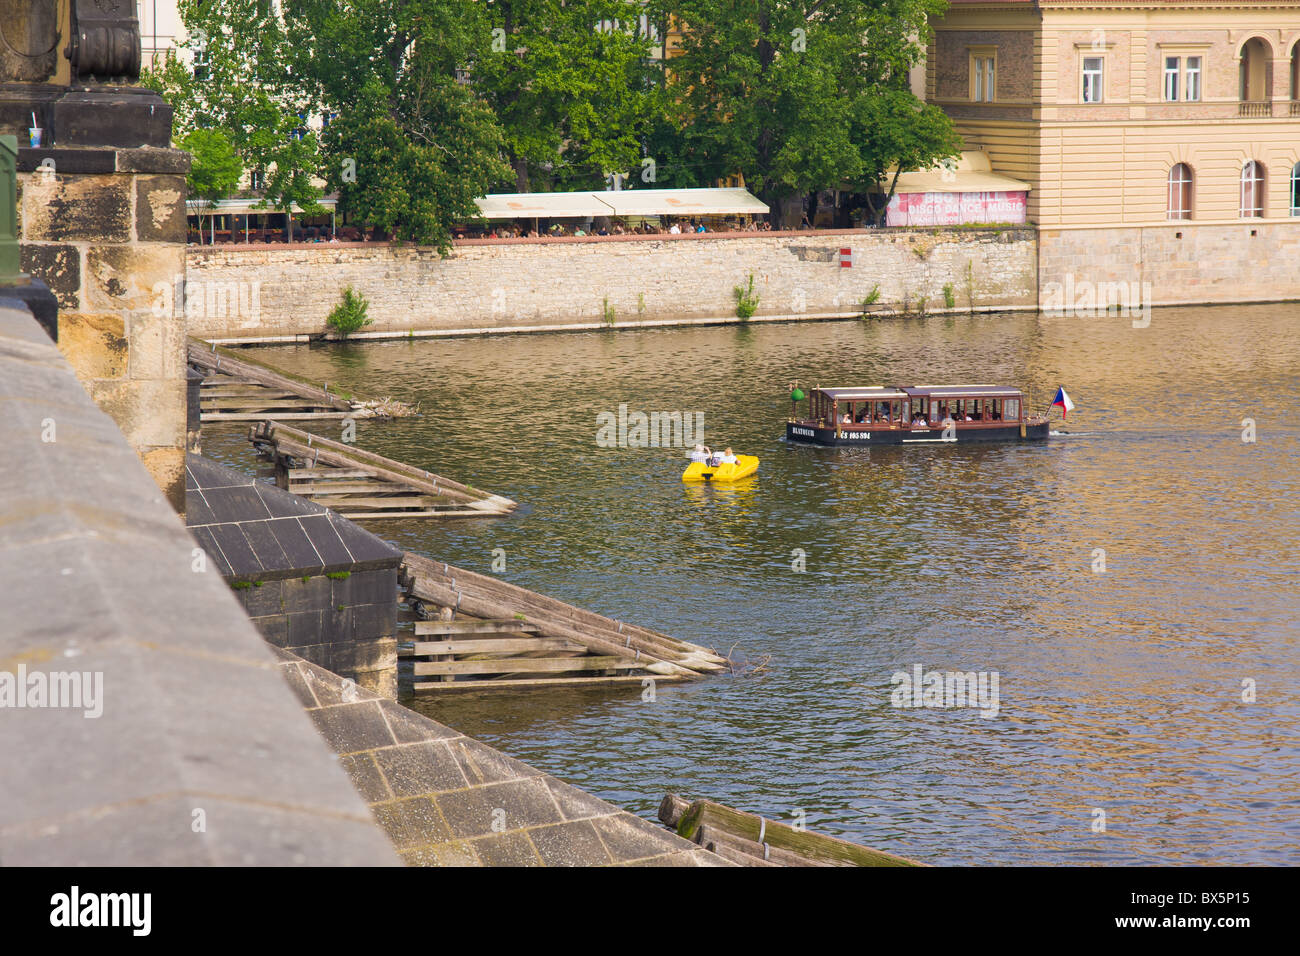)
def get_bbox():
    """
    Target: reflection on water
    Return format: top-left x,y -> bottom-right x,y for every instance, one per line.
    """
203,305 -> 1300,864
